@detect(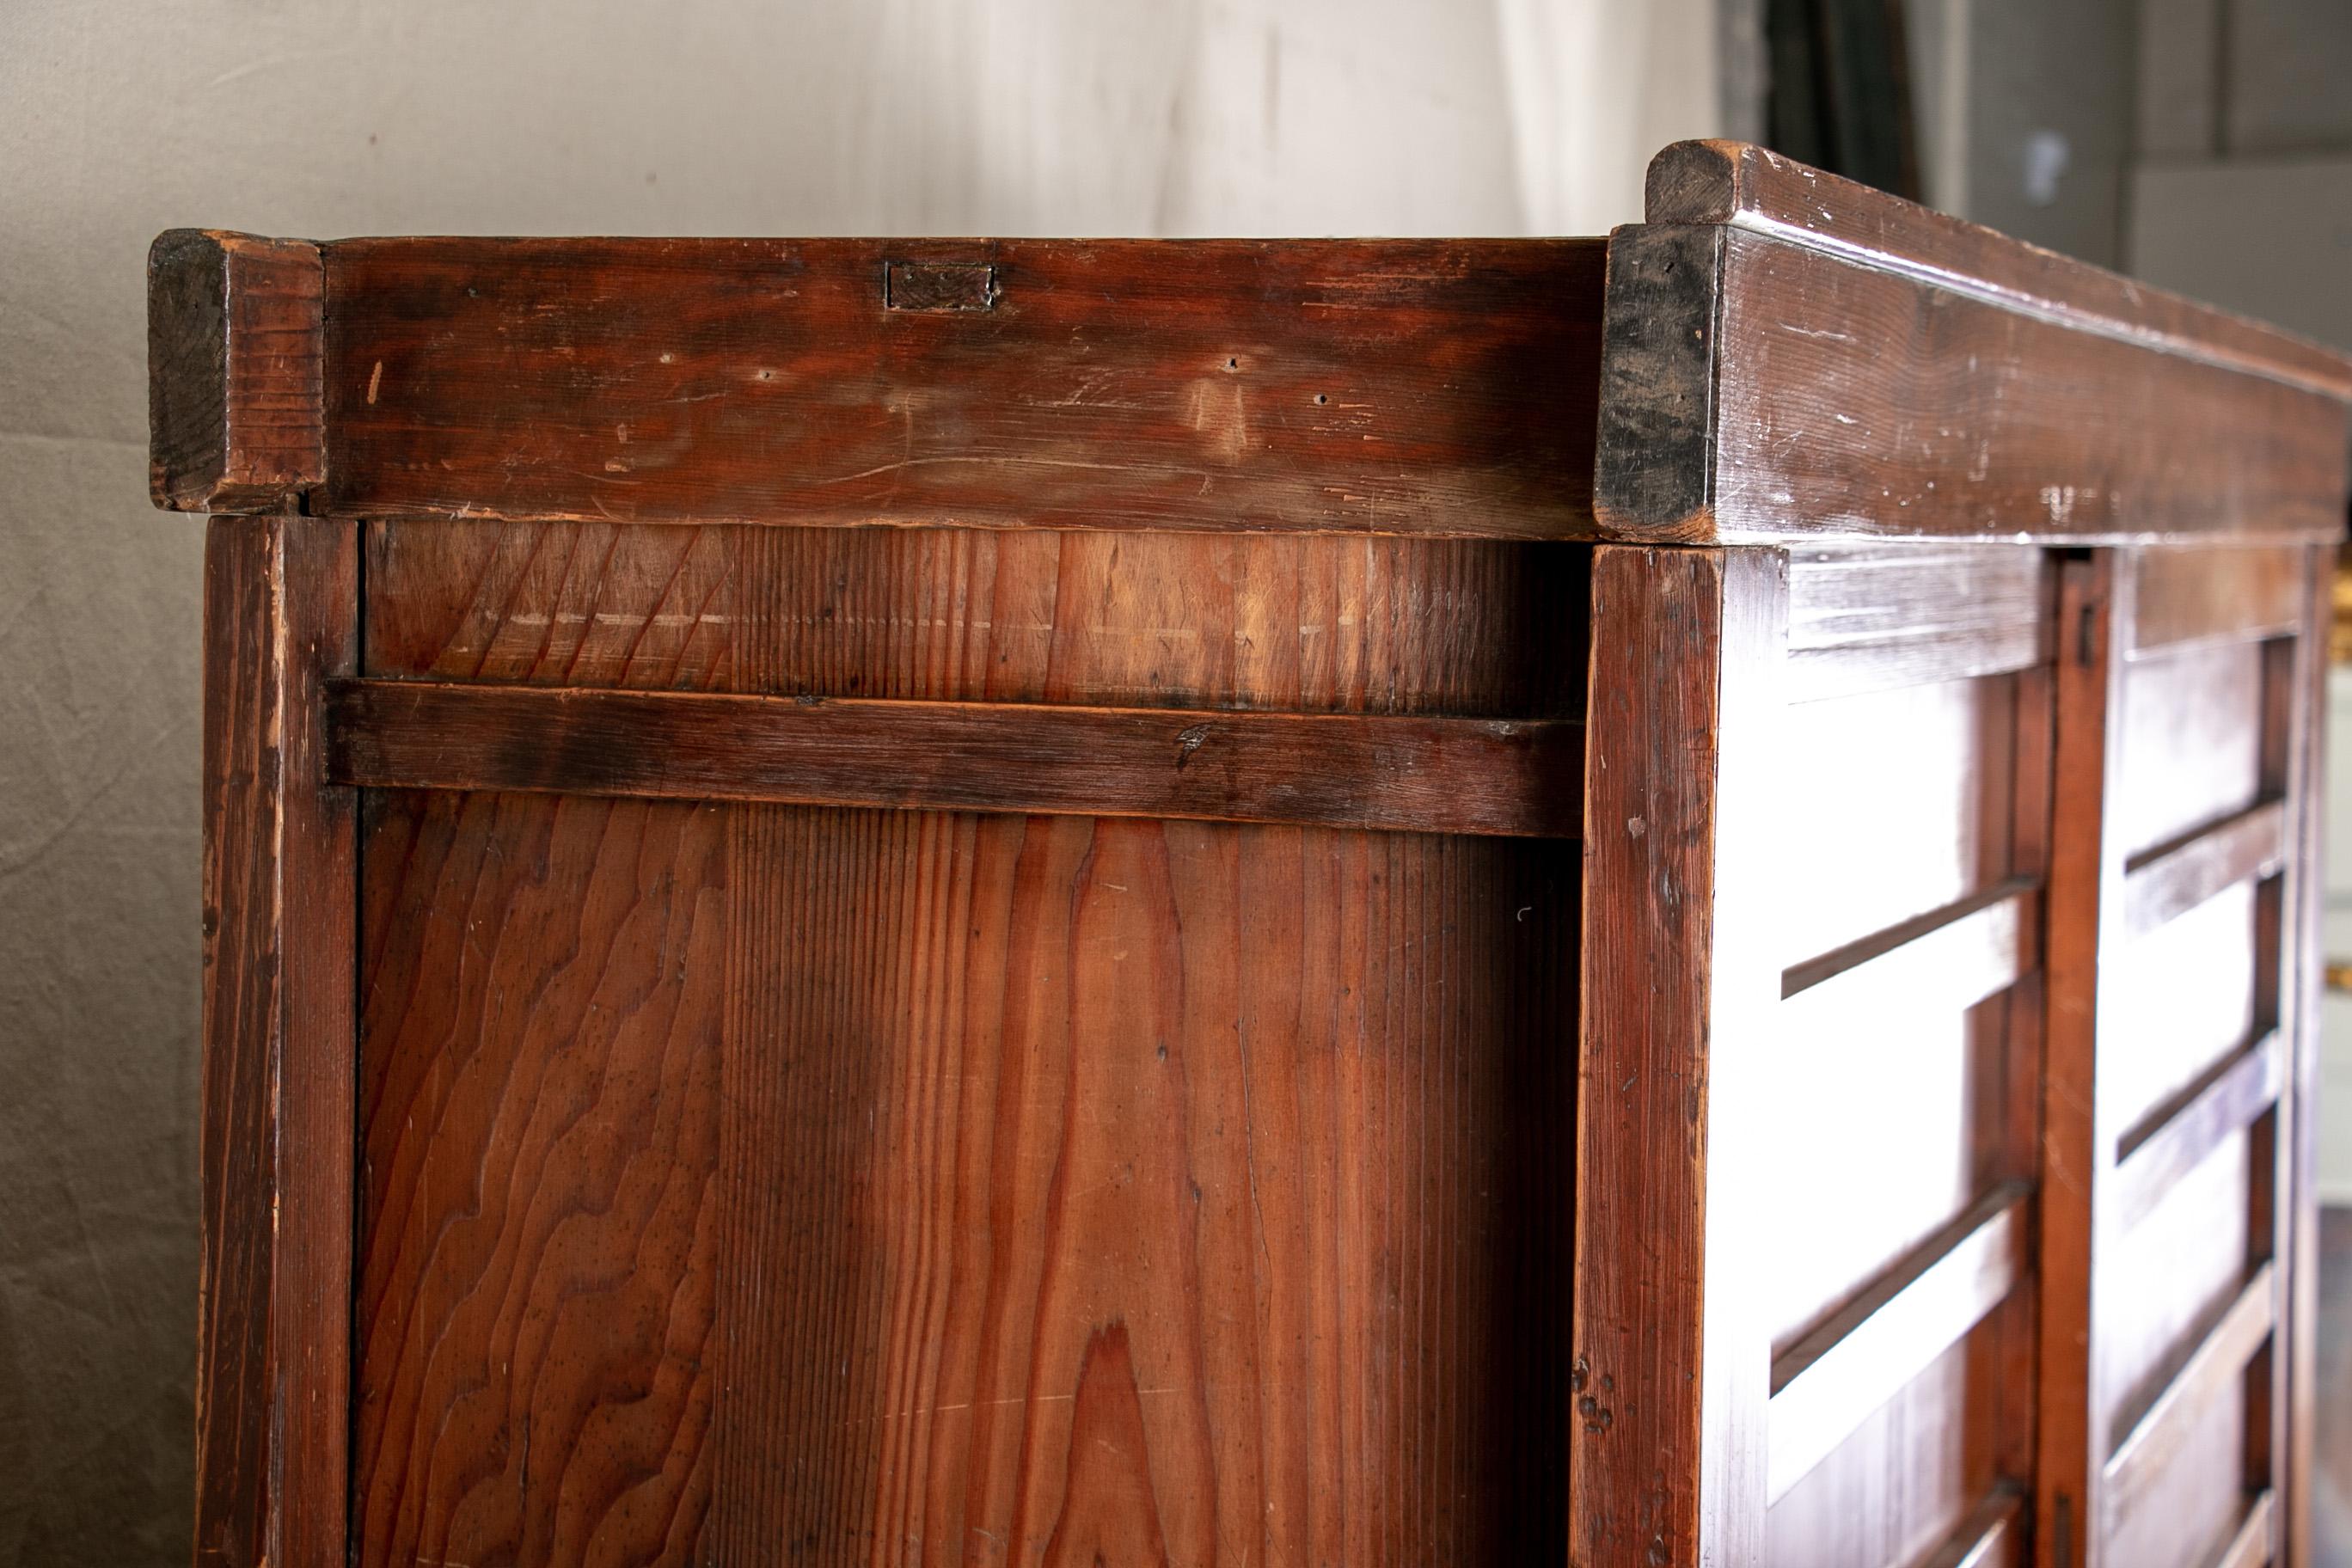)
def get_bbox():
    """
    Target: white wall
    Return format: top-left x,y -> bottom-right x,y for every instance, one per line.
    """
0,2 -> 1716,1559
